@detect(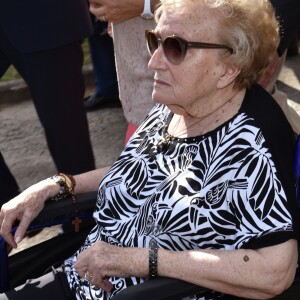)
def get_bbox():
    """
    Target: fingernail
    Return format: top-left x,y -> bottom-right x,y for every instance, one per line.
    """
15,236 -> 21,244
